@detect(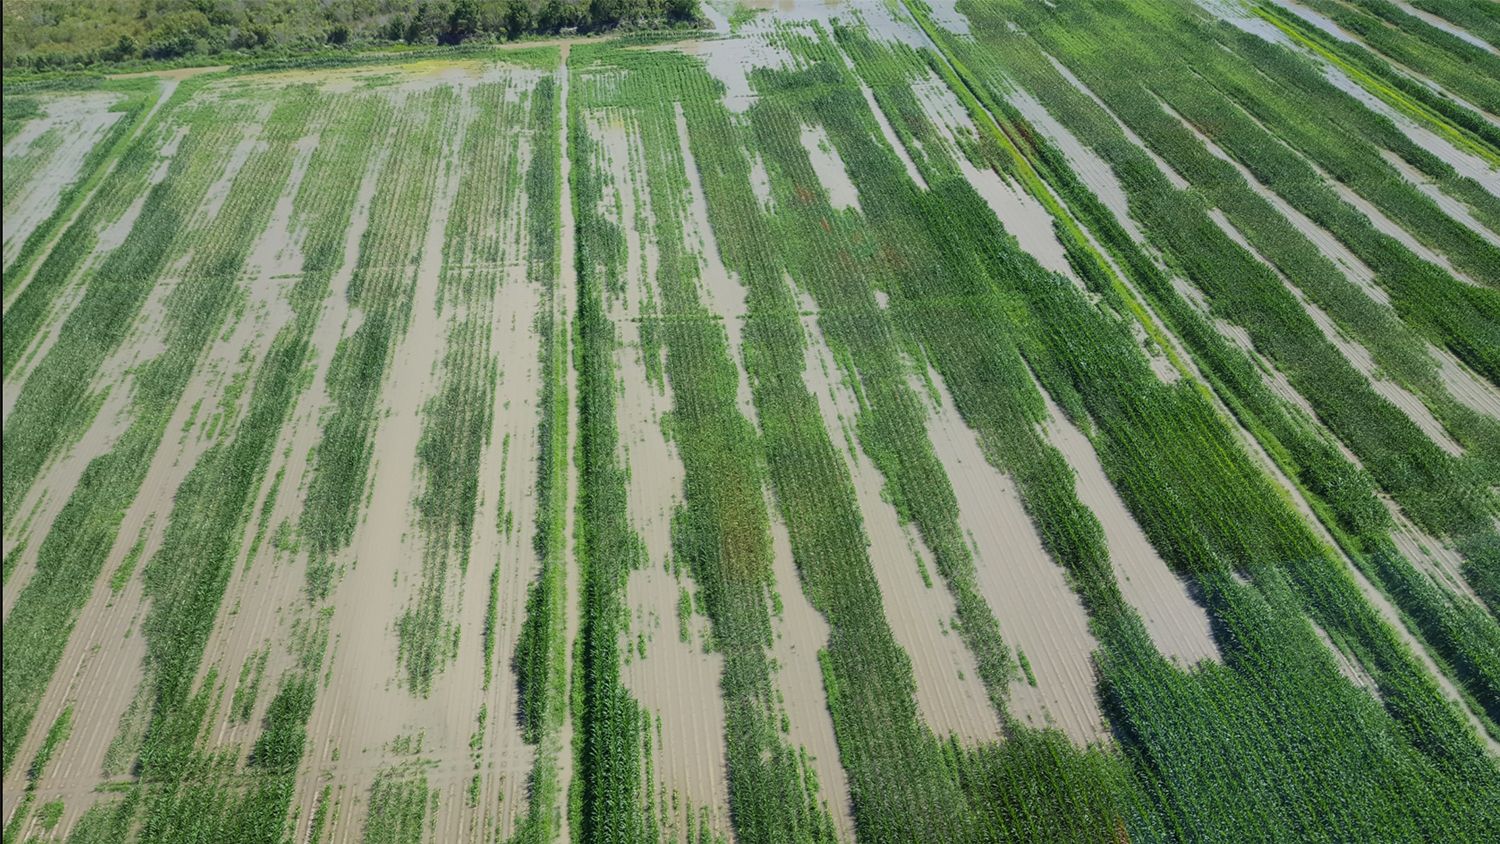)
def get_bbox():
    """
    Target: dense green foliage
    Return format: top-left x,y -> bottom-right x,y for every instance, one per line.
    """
918,0 -> 1500,706
3,0 -> 702,71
